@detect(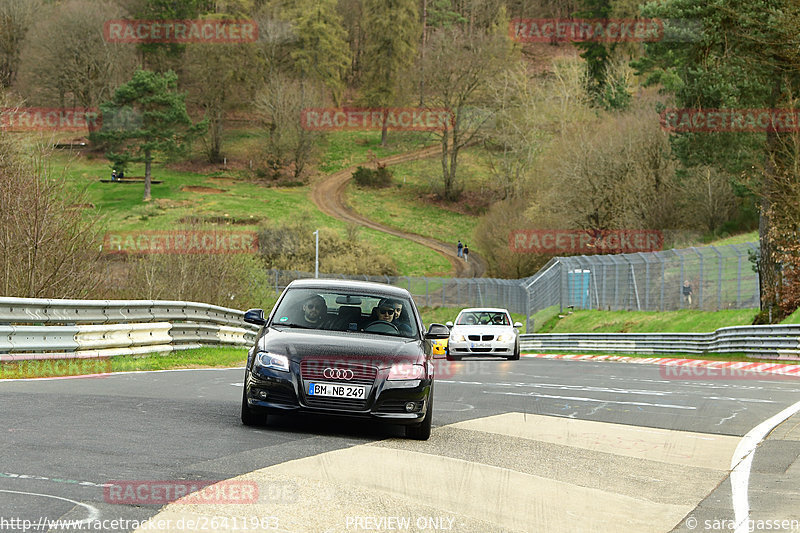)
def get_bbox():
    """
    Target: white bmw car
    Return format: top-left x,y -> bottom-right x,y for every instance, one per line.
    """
445,308 -> 522,361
